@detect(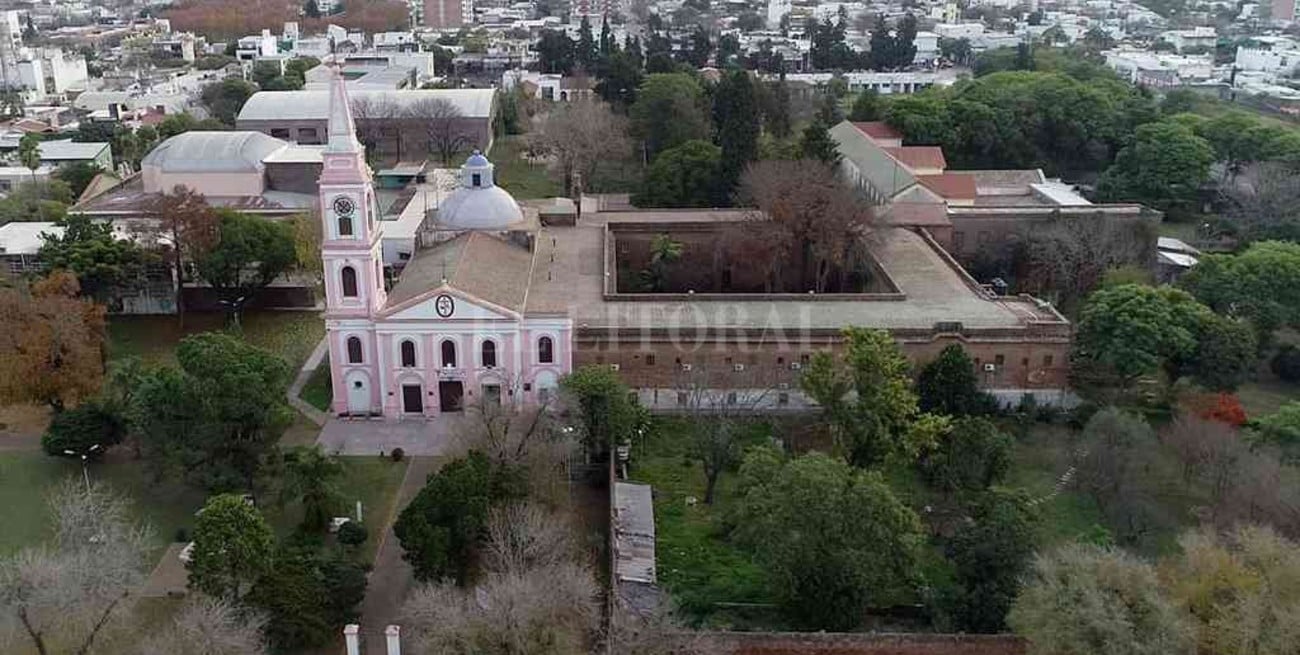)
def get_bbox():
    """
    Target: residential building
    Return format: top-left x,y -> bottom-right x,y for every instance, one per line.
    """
422,0 -> 471,29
